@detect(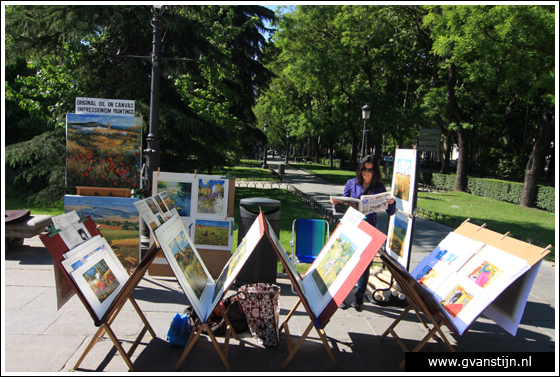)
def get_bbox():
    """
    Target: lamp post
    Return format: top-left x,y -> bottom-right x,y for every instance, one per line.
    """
360,103 -> 372,161
144,5 -> 168,193
262,123 -> 269,168
285,132 -> 290,164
